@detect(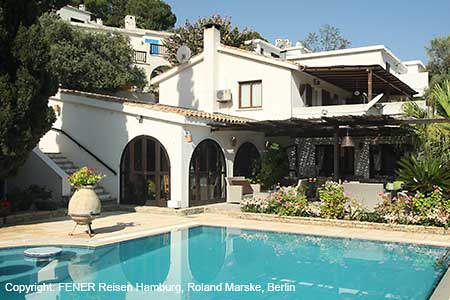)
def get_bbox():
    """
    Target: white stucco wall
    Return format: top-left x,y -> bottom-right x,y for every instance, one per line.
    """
8,149 -> 68,201
215,51 -> 294,120
292,51 -> 384,69
57,6 -> 91,23
158,57 -> 206,110
397,72 -> 429,97
39,91 -> 265,208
